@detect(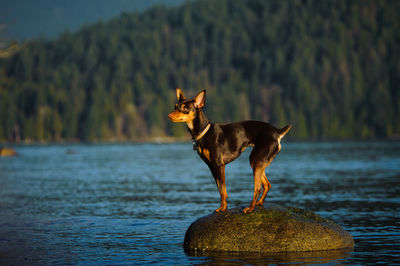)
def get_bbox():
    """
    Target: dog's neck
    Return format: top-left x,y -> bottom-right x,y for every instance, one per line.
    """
187,110 -> 210,140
